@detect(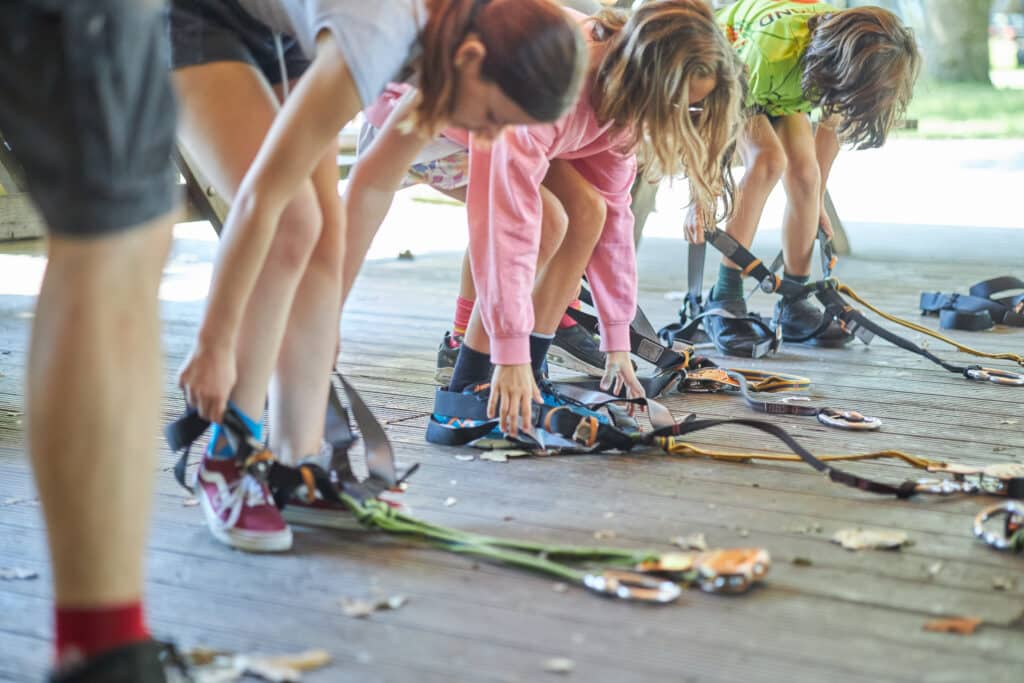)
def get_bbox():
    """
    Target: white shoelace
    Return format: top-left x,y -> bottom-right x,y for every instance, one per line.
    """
216,473 -> 274,531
